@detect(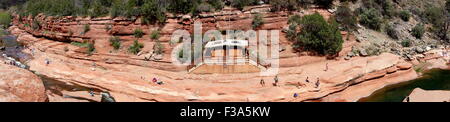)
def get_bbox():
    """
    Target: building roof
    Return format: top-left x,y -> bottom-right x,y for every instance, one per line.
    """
204,39 -> 248,49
